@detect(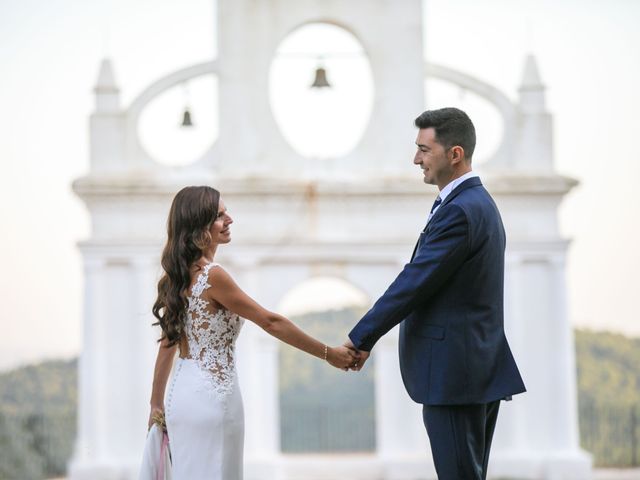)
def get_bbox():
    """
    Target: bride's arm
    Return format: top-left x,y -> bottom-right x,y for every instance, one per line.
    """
148,337 -> 177,429
207,267 -> 357,369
